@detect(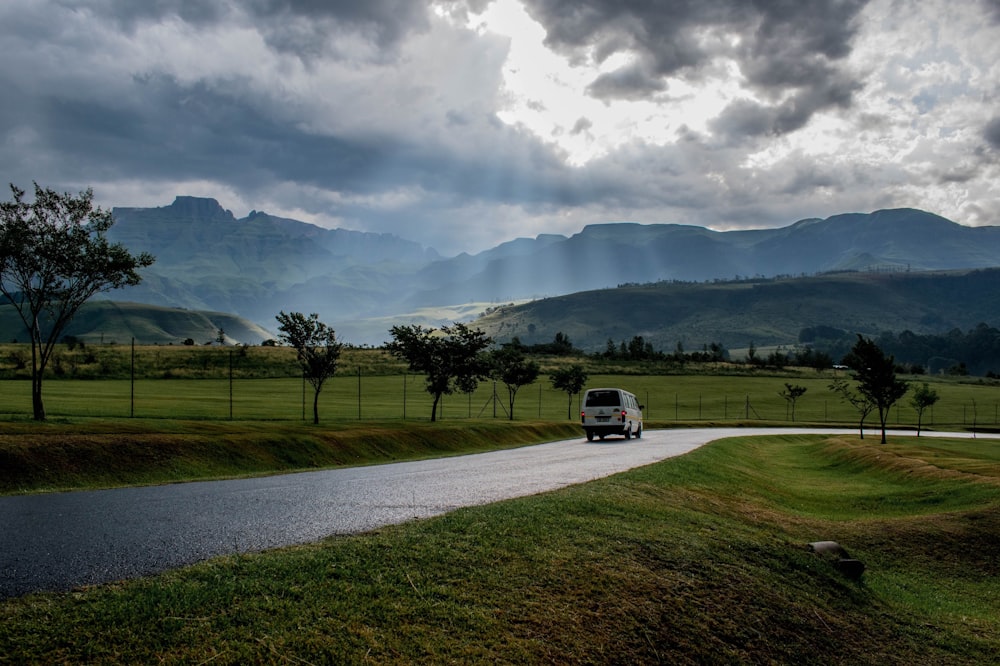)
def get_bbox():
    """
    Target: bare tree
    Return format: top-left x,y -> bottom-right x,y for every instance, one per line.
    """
0,183 -> 154,420
276,311 -> 342,424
